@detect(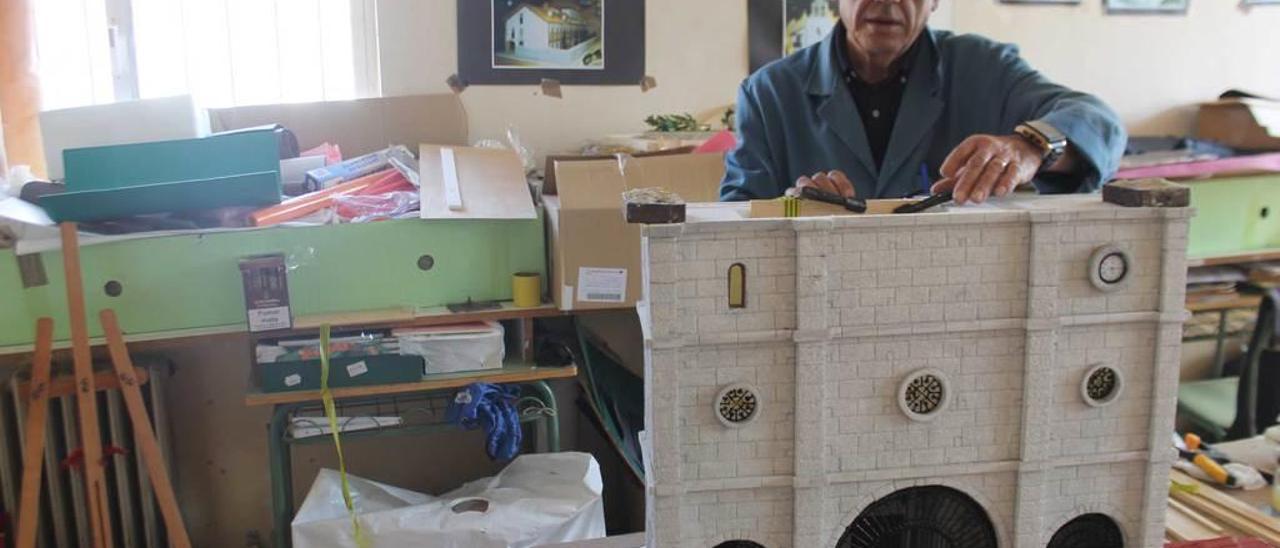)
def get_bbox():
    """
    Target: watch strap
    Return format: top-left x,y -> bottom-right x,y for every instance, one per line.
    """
1015,121 -> 1067,169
